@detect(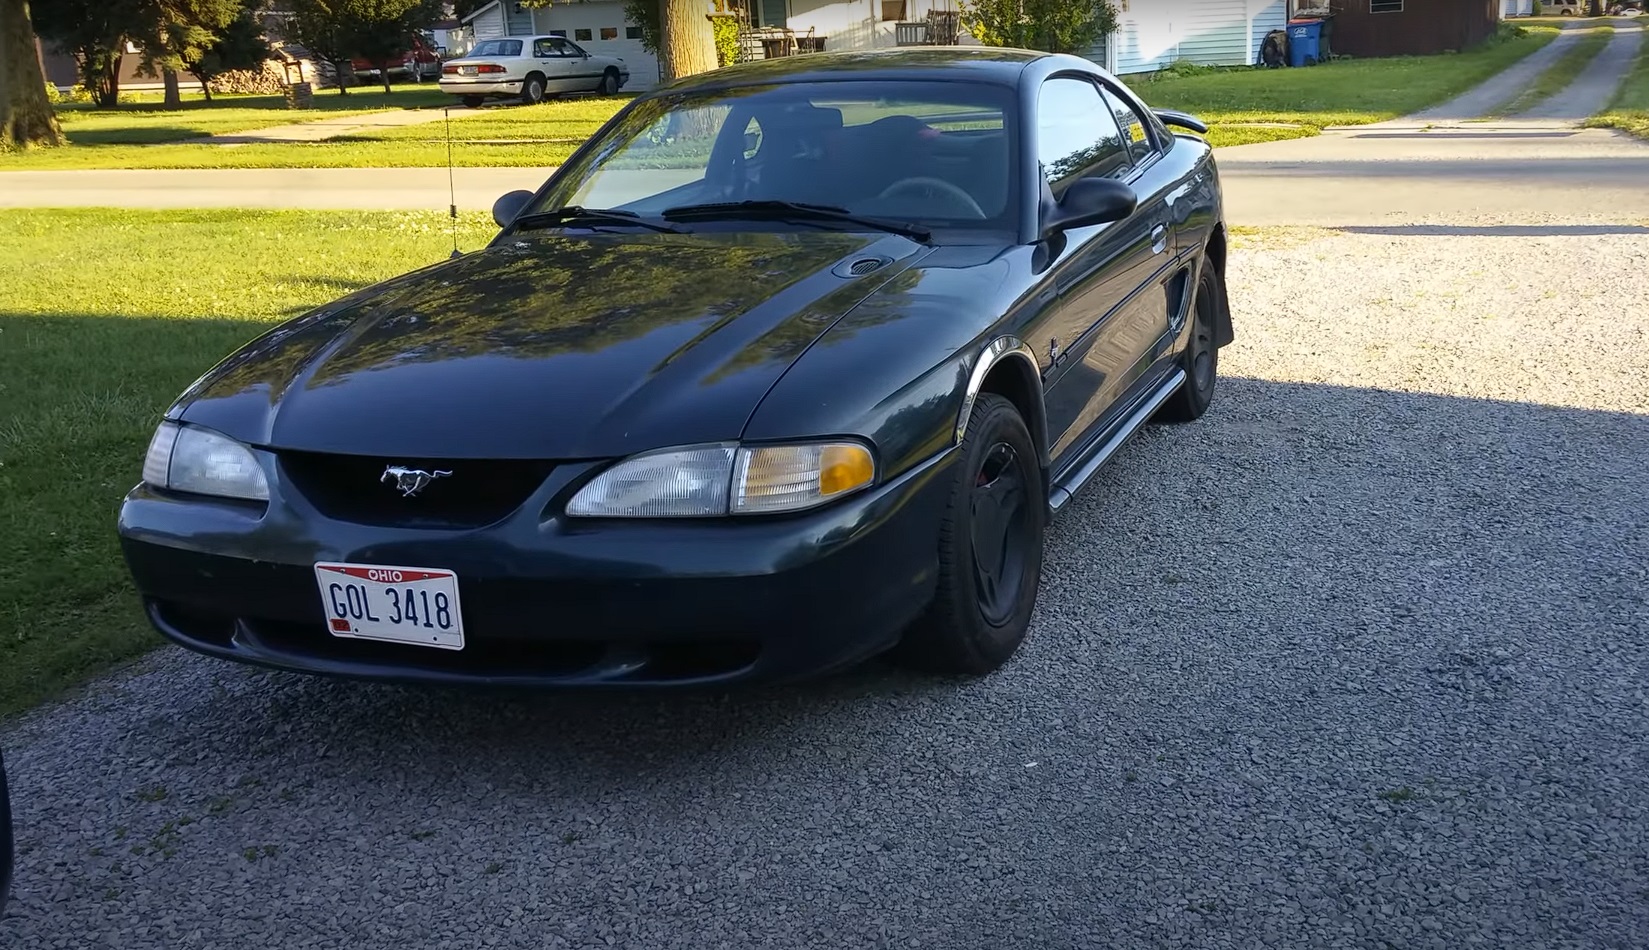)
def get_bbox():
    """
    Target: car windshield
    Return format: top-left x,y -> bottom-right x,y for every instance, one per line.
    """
469,39 -> 521,57
528,79 -> 1020,234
